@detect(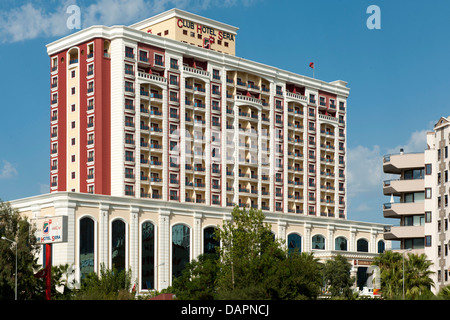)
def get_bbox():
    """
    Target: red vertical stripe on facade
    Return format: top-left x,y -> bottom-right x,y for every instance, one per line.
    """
56,52 -> 67,192
98,38 -> 111,195
79,43 -> 88,193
